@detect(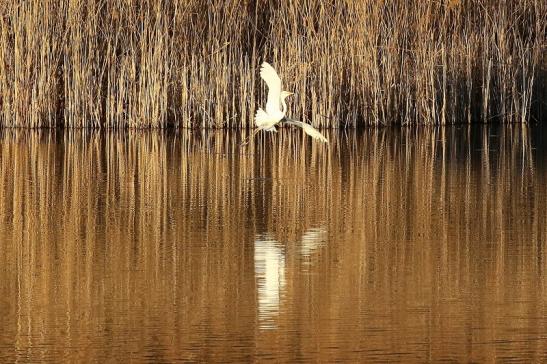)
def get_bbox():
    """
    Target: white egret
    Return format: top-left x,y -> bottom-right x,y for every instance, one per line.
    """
241,62 -> 329,145
254,62 -> 293,132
